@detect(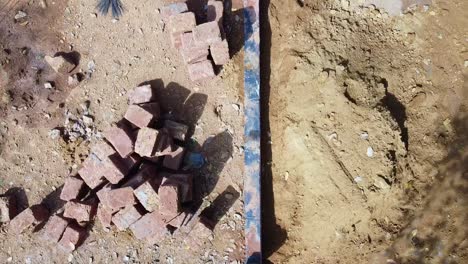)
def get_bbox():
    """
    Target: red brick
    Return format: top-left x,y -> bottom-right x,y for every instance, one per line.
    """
99,187 -> 136,210
184,217 -> 213,249
104,126 -> 134,158
171,32 -> 183,49
181,47 -> 209,64
163,146 -> 185,170
160,2 -> 188,21
167,174 -> 193,203
181,32 -> 196,49
168,12 -> 196,33
101,153 -> 140,184
129,84 -> 153,105
78,154 -> 105,189
193,21 -> 222,47
112,205 -> 143,231
124,105 -> 154,128
141,102 -> 161,117
187,60 -> 215,81
41,215 -> 68,242
161,210 -> 193,228
58,225 -> 84,252
63,201 -> 93,222
130,211 -> 167,240
135,127 -> 159,157
60,176 -> 85,201
9,205 -> 48,234
97,204 -> 113,228
159,180 -> 180,216
134,181 -> 159,212
153,132 -> 175,156
91,141 -> 115,160
164,120 -> 189,141
207,0 -> 224,23
210,39 -> 230,66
